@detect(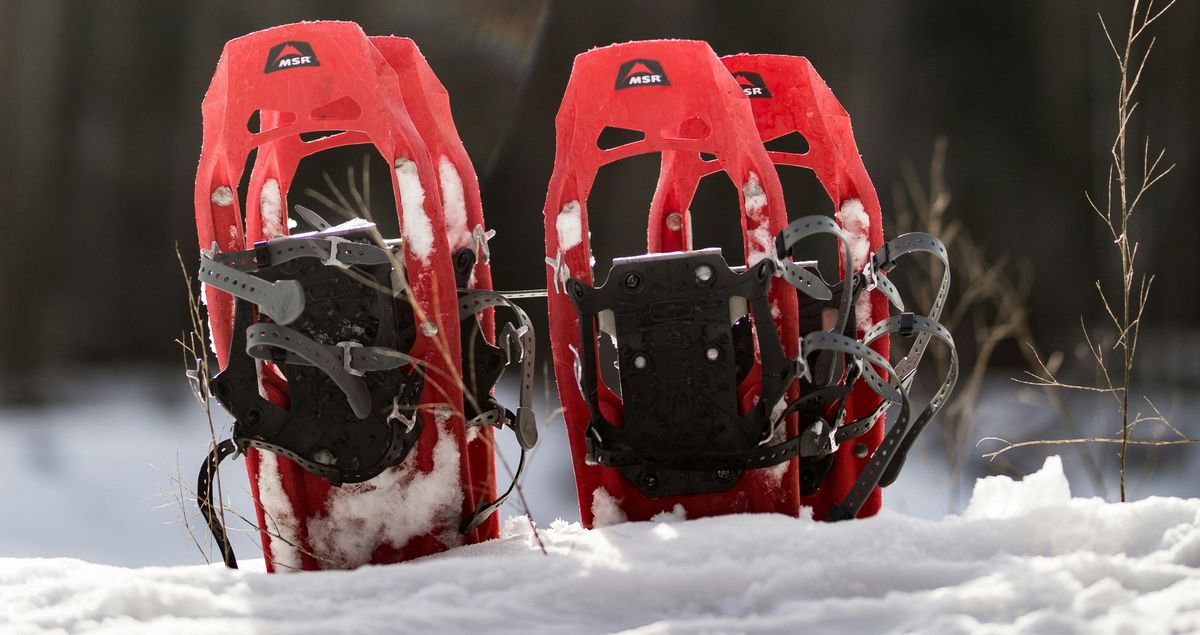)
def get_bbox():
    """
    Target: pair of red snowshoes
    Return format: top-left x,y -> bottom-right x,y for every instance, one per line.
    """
191,22 -> 956,573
